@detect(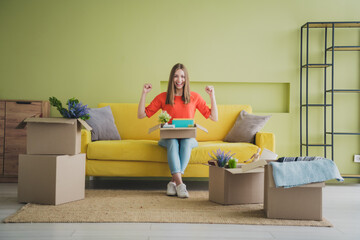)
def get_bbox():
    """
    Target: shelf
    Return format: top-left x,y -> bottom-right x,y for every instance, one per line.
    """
326,132 -> 360,136
301,104 -> 332,107
302,64 -> 332,68
301,144 -> 332,147
341,174 -> 360,178
300,21 -> 360,163
326,89 -> 360,93
303,22 -> 360,28
327,46 -> 360,51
